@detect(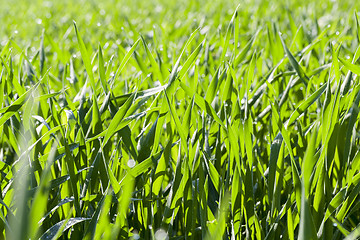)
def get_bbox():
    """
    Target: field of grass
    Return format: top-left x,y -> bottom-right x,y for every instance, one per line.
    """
2,0 -> 360,239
